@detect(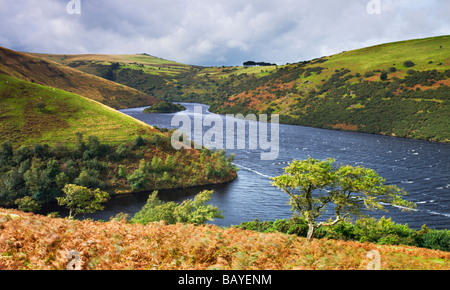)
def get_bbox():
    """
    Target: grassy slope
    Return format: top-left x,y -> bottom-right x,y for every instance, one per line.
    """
0,208 -> 449,270
0,74 -> 157,147
217,36 -> 450,142
0,47 -> 158,109
31,52 -> 192,77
